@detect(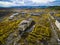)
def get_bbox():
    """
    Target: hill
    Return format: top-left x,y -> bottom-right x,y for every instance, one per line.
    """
48,6 -> 60,10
